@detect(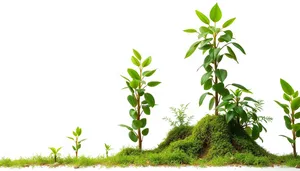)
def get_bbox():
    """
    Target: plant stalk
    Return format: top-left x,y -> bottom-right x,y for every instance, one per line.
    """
213,32 -> 219,116
292,109 -> 297,157
137,67 -> 143,150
